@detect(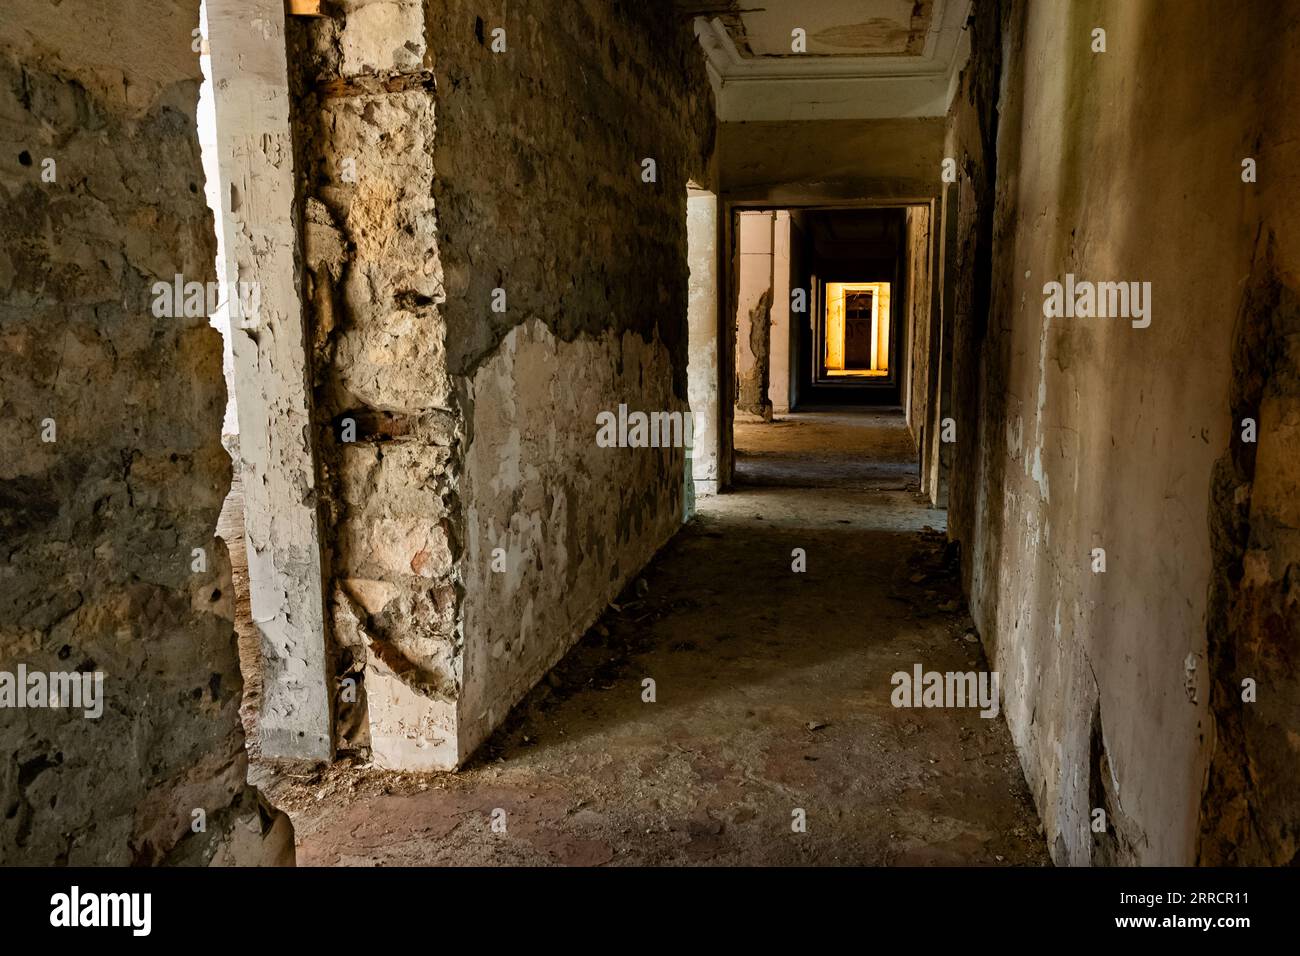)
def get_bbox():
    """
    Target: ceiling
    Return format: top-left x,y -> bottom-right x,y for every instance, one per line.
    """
687,0 -> 973,121
807,208 -> 904,261
718,0 -> 933,58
